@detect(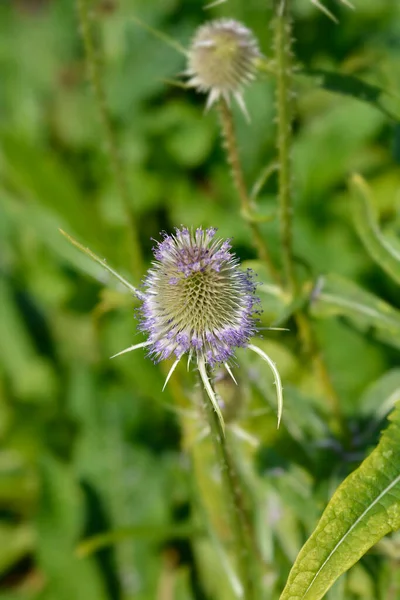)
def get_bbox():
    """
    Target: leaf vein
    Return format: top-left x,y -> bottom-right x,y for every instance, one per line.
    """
300,472 -> 400,598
